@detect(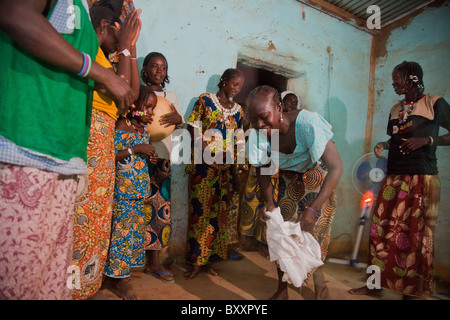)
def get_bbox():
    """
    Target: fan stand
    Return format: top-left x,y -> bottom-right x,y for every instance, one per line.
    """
327,194 -> 373,271
327,153 -> 386,271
